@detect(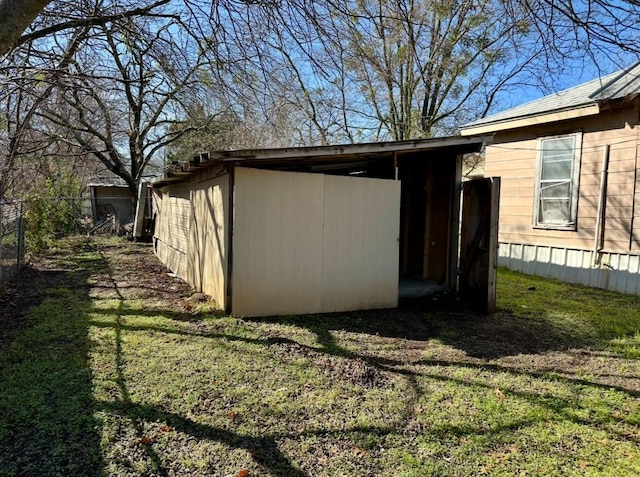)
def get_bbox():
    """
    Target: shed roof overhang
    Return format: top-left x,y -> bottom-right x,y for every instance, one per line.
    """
153,135 -> 490,187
